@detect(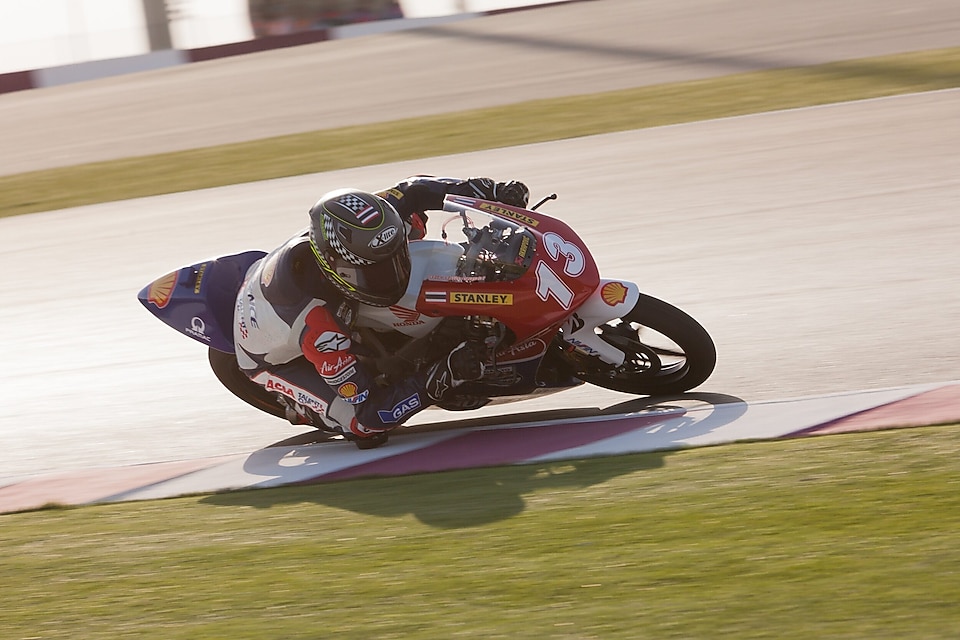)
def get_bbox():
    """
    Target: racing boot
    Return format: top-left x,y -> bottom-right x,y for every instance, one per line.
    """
351,431 -> 389,450
342,417 -> 390,450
